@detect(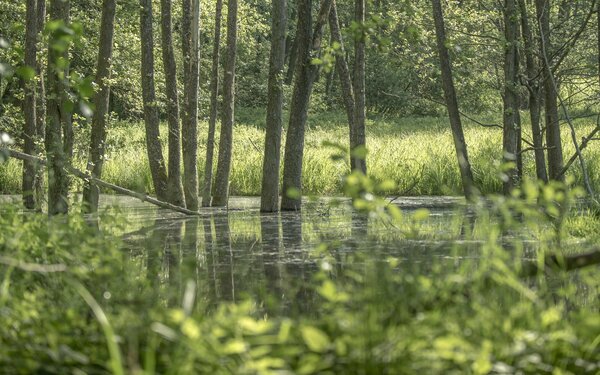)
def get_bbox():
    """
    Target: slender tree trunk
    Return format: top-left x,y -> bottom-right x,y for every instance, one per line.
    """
201,0 -> 223,207
22,0 -> 38,209
181,0 -> 200,210
285,26 -> 299,84
46,0 -> 71,215
353,0 -> 367,174
34,0 -> 46,211
503,0 -> 520,193
281,0 -> 332,211
82,0 -> 116,213
519,0 -> 547,182
160,0 -> 185,206
431,0 -> 476,200
140,0 -> 168,200
213,0 -> 238,207
536,0 -> 564,181
329,0 -> 357,172
260,0 -> 287,212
